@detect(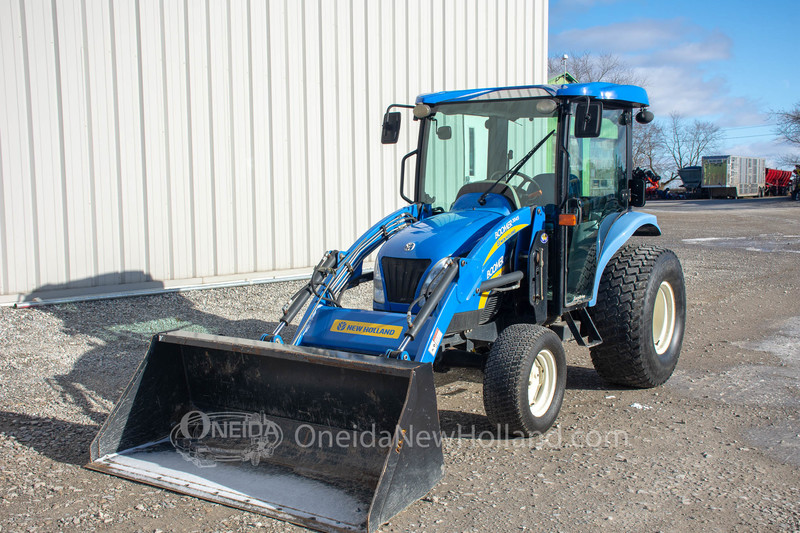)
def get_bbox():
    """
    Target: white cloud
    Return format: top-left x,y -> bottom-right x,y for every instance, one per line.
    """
634,65 -> 724,116
551,18 -> 699,56
633,66 -> 763,125
650,30 -> 733,64
549,8 -> 800,169
725,138 -> 797,168
551,17 -> 733,68
551,19 -> 769,136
